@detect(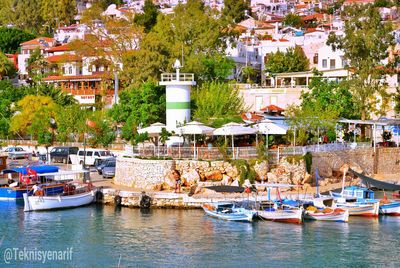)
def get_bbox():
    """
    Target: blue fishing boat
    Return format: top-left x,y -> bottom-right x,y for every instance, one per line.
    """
331,186 -> 400,216
0,166 -> 64,200
202,202 -> 256,222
